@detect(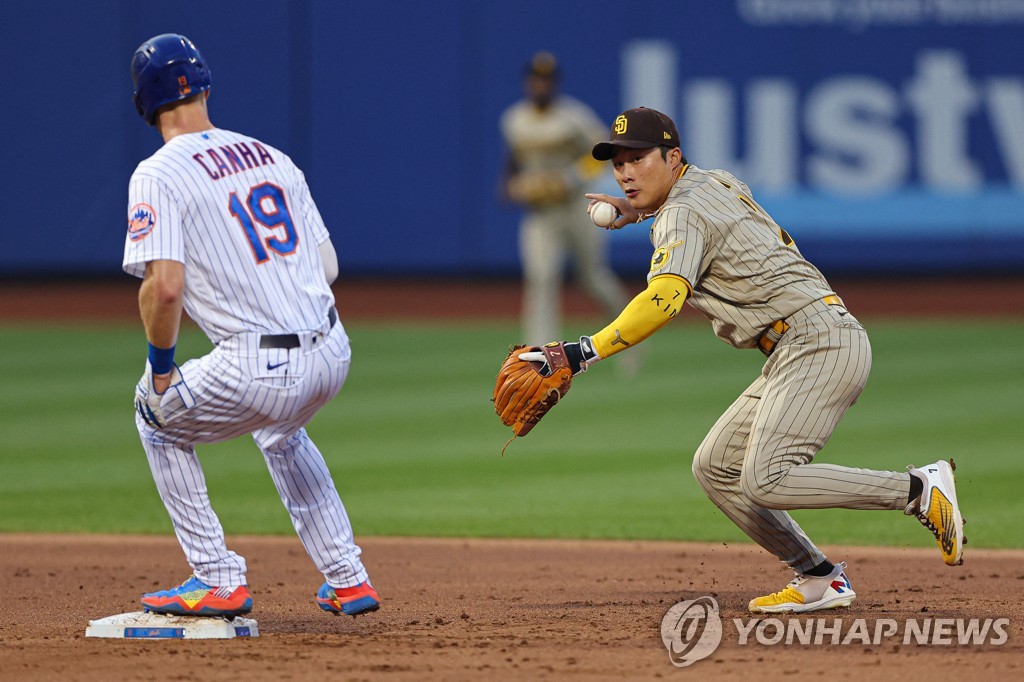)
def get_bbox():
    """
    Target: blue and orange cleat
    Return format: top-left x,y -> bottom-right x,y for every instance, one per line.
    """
316,581 -> 380,616
141,575 -> 253,618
